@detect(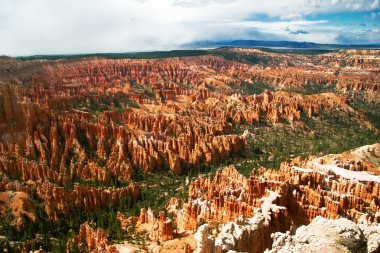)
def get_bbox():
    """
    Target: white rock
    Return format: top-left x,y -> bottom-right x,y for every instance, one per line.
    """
267,216 -> 379,253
